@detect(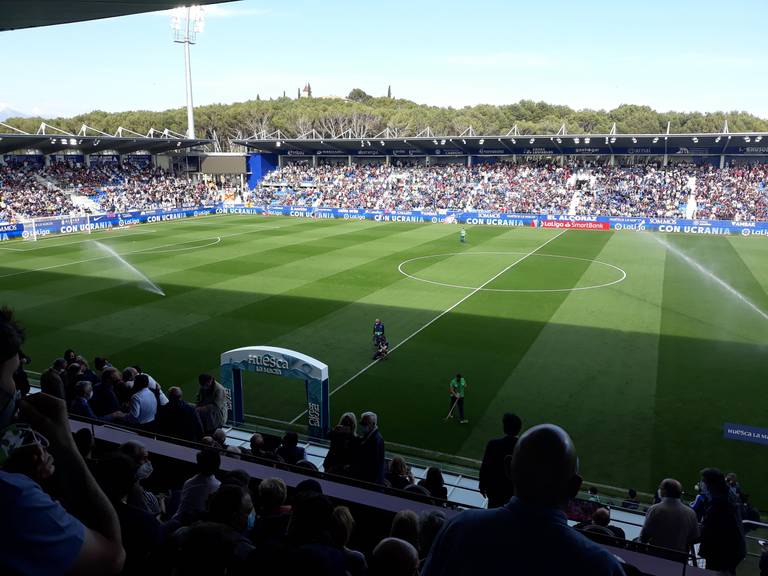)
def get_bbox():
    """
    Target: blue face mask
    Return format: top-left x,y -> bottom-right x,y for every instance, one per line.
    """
246,510 -> 256,531
0,389 -> 19,430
